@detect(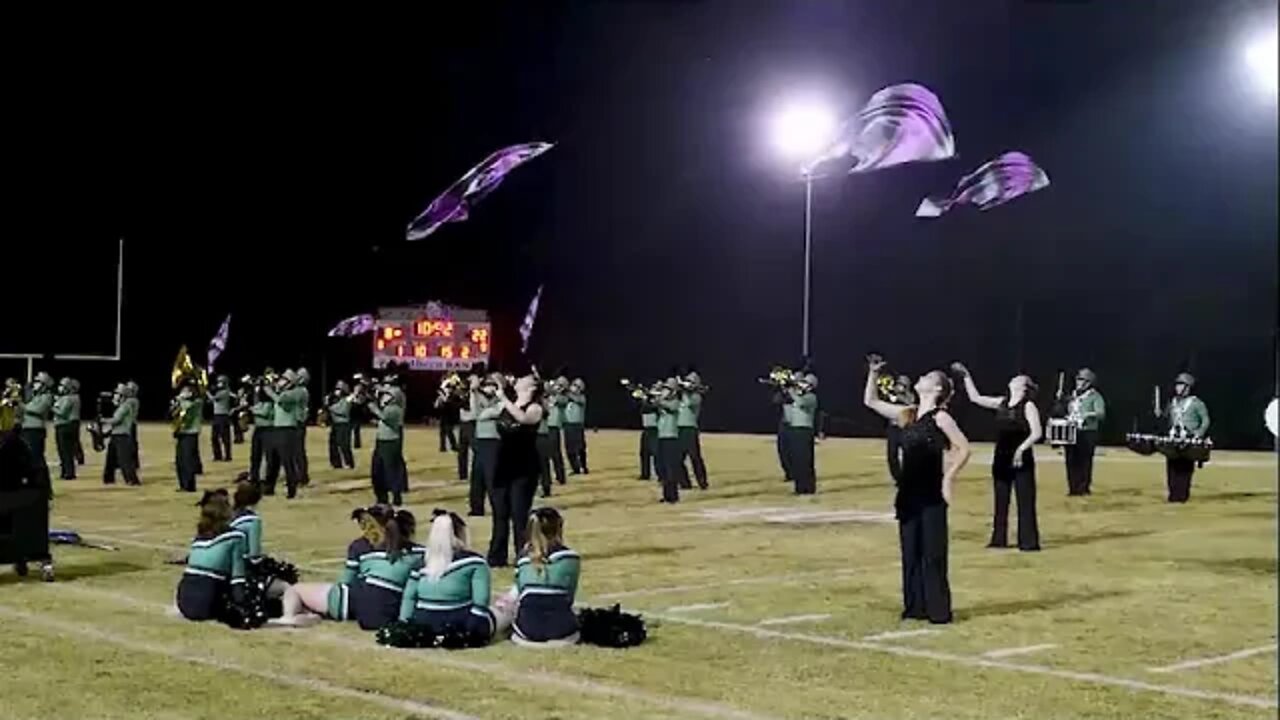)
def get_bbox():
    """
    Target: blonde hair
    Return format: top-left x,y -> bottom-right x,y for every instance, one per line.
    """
524,508 -> 564,574
424,513 -> 469,580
